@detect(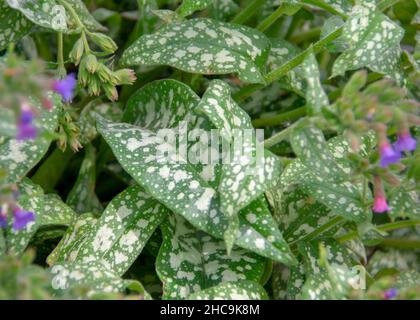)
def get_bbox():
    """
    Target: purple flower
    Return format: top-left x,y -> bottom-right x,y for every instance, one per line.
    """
17,108 -> 37,141
394,133 -> 417,152
0,211 -> 7,228
12,208 -> 35,231
383,288 -> 398,300
379,143 -> 401,167
52,73 -> 77,102
372,195 -> 389,213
